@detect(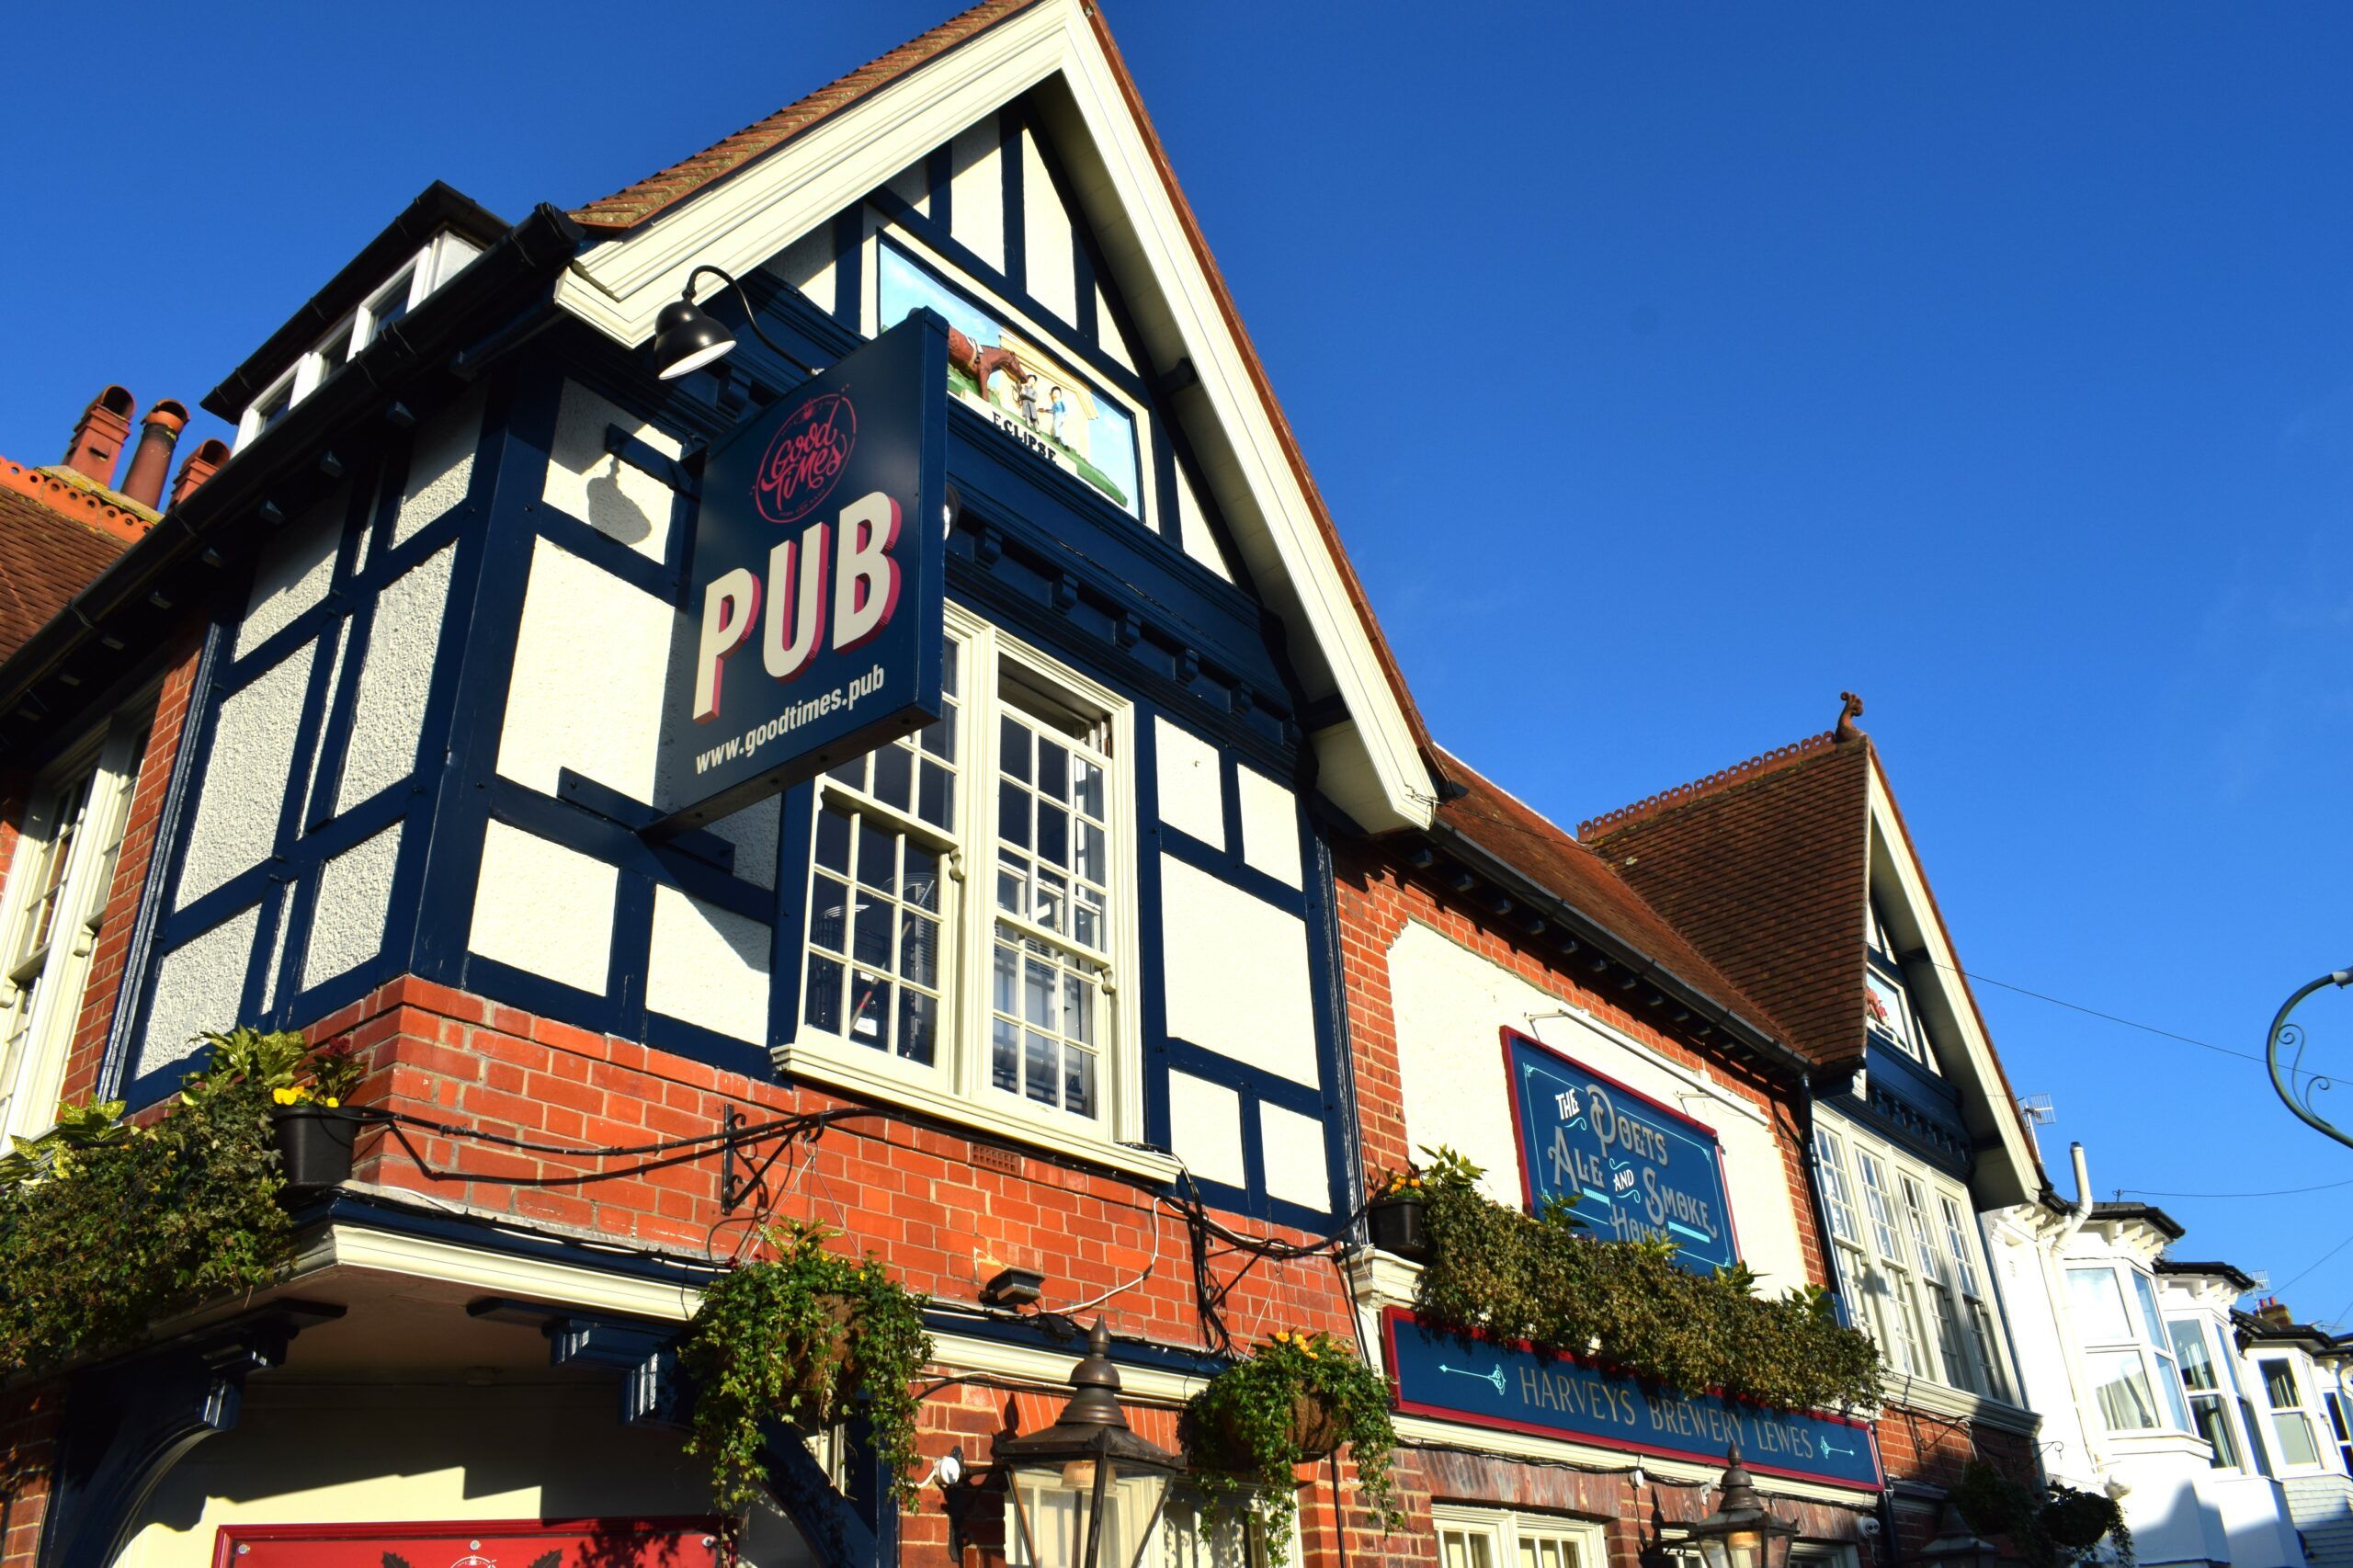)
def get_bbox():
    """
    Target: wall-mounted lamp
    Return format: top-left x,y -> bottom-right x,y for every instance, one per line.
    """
1684,1446 -> 1801,1568
991,1319 -> 1183,1568
649,265 -> 818,381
